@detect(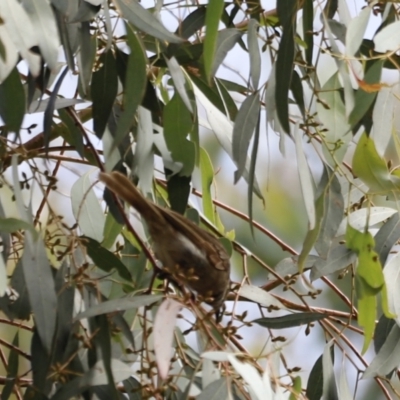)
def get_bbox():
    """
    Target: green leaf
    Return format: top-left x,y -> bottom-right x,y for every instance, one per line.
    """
247,112 -> 260,235
295,124 -> 316,229
164,55 -> 193,113
81,236 -> 133,282
211,28 -> 242,78
102,212 -> 123,250
163,93 -> 196,176
0,217 -> 35,234
275,0 -> 297,133
112,0 -> 183,44
200,147 -> 216,226
322,341 -> 338,400
311,245 -> 356,281
92,50 -> 118,138
345,6 -> 371,57
348,61 -> 383,128
74,295 -> 162,320
0,66 -> 25,133
248,19 -> 261,89
112,25 -> 147,149
232,91 -> 260,183
306,352 -> 324,400
94,315 -> 119,398
77,21 -> 97,96
316,73 -> 351,166
197,378 -> 229,400
203,0 -> 225,81
302,0 -> 314,65
176,6 -> 206,39
298,190 -> 324,273
374,315 -> 396,354
254,312 -> 326,329
166,173 -> 191,215
1,332 -> 19,400
8,259 -> 31,320
71,172 -> 106,242
43,66 -> 69,150
58,108 -> 85,158
290,70 -> 305,117
23,232 -> 57,354
365,323 -> 400,379
315,171 -> 344,258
